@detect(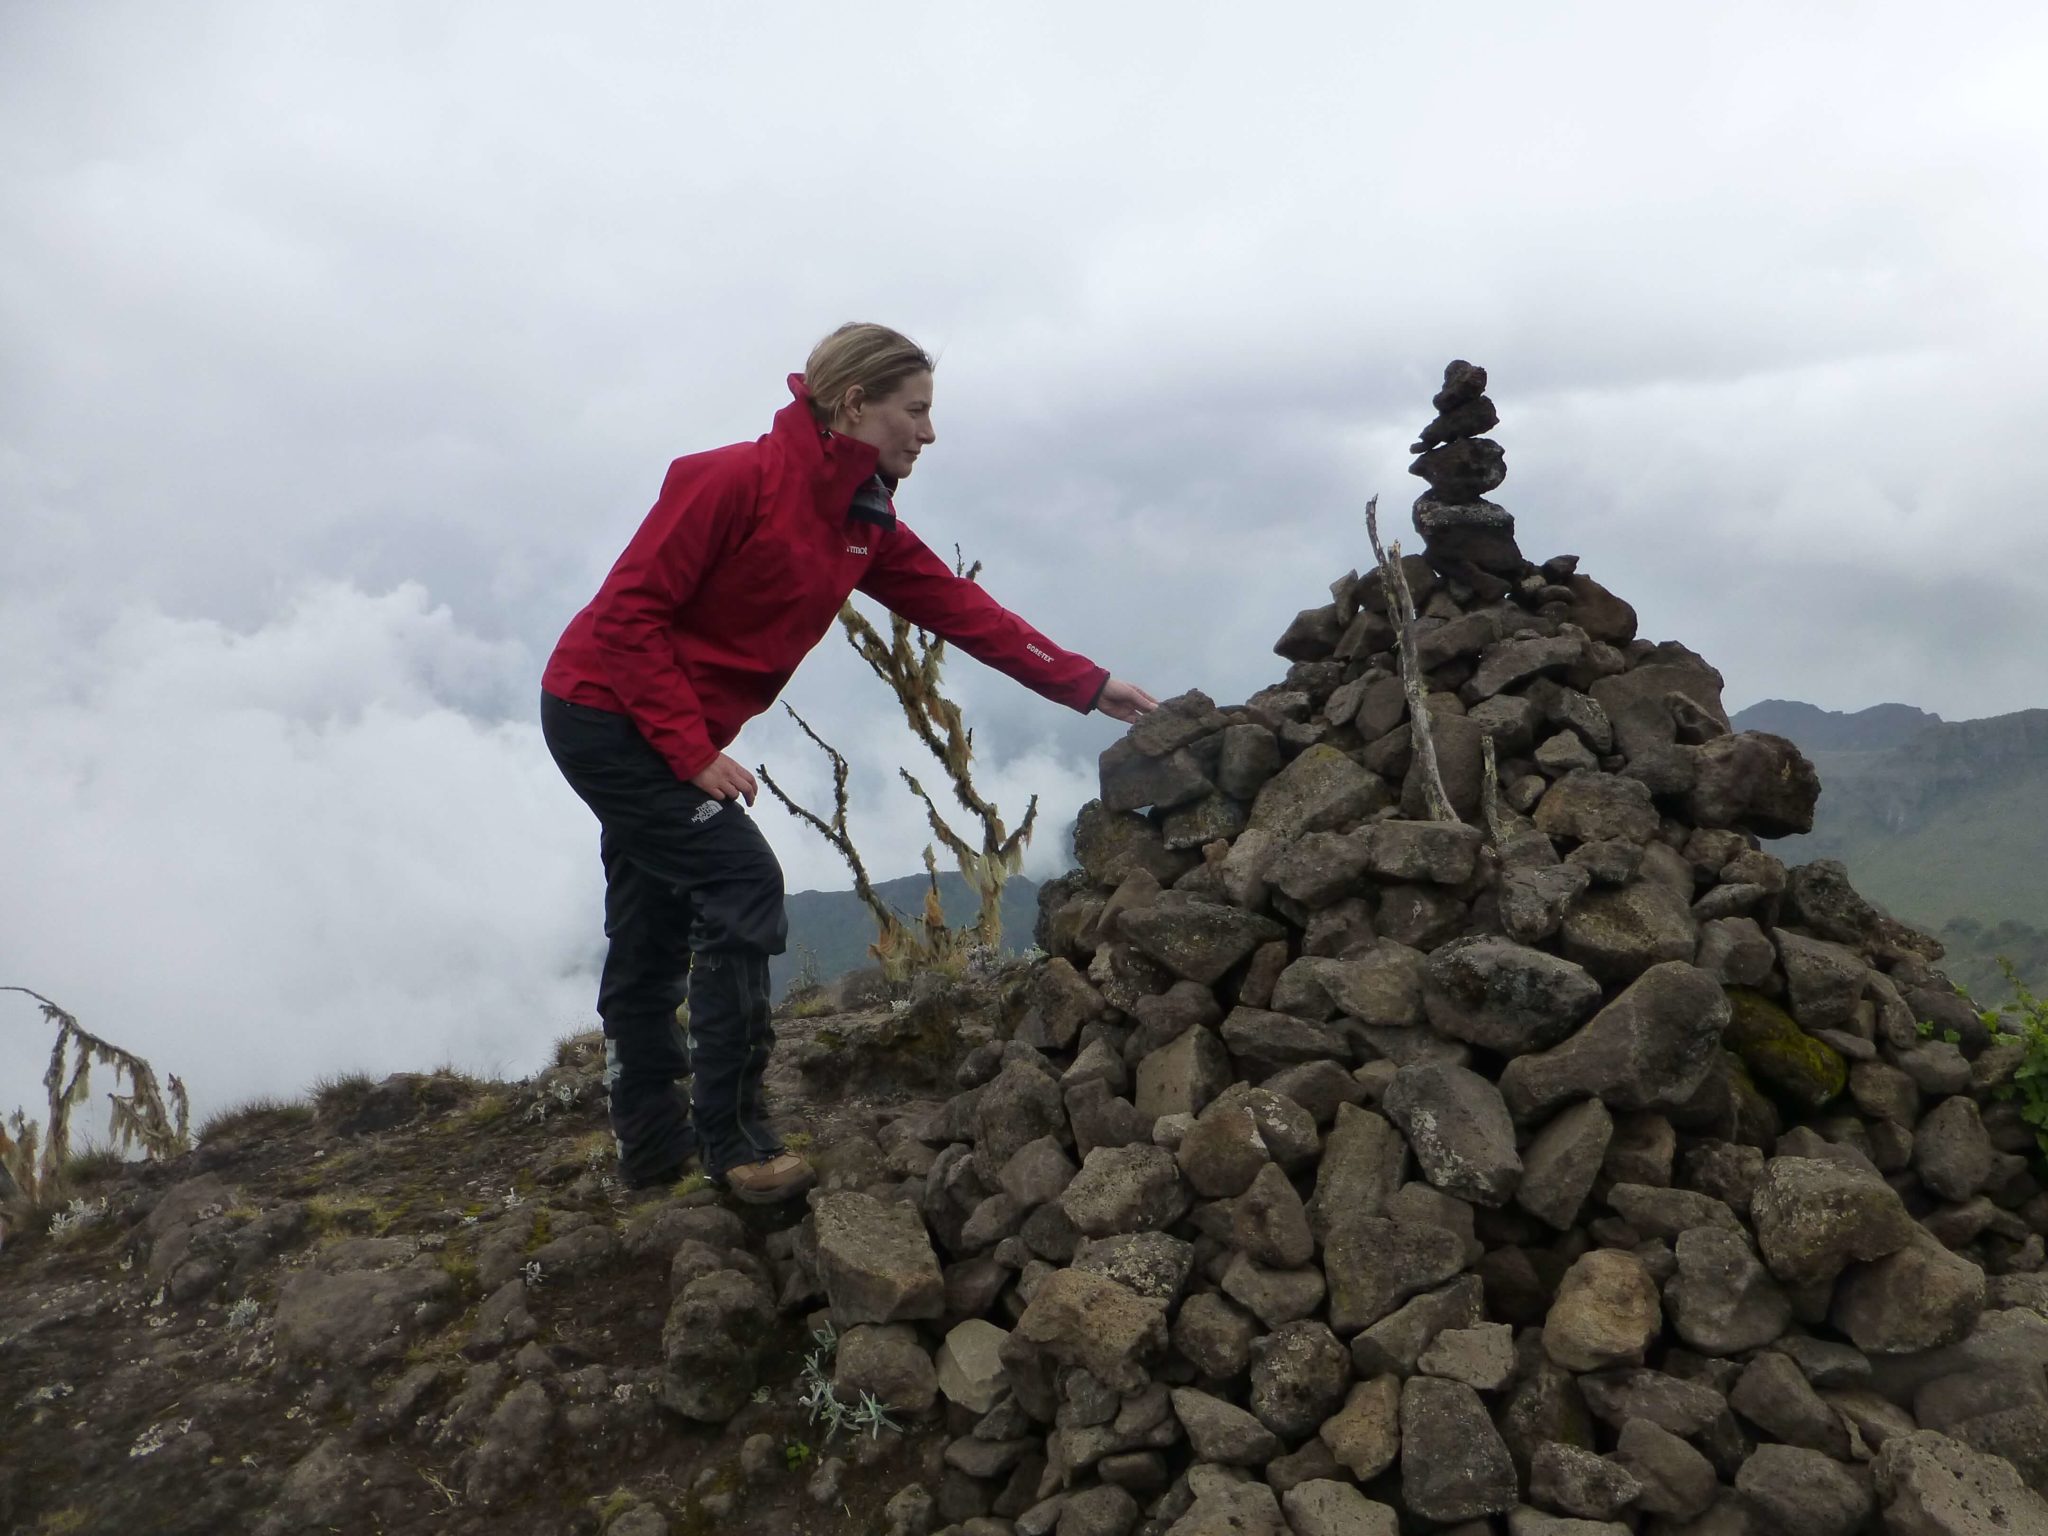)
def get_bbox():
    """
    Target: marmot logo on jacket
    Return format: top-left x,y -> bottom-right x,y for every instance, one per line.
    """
845,544 -> 868,556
